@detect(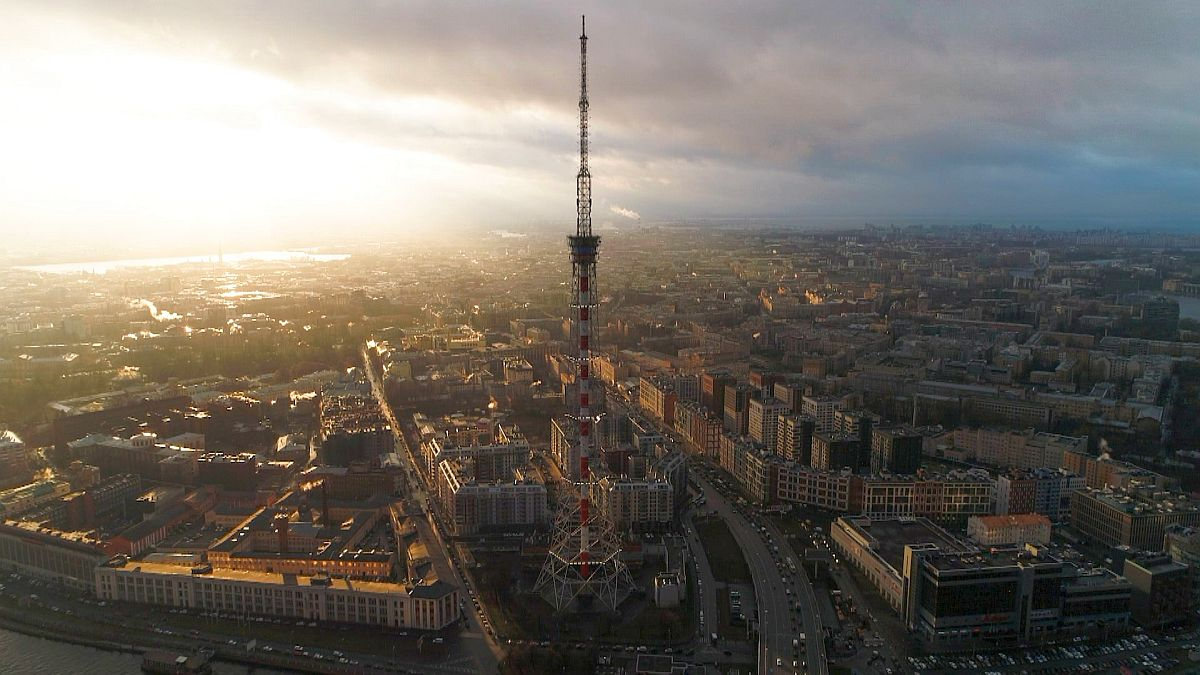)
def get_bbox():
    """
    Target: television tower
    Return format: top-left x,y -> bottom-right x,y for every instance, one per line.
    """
535,16 -> 634,613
